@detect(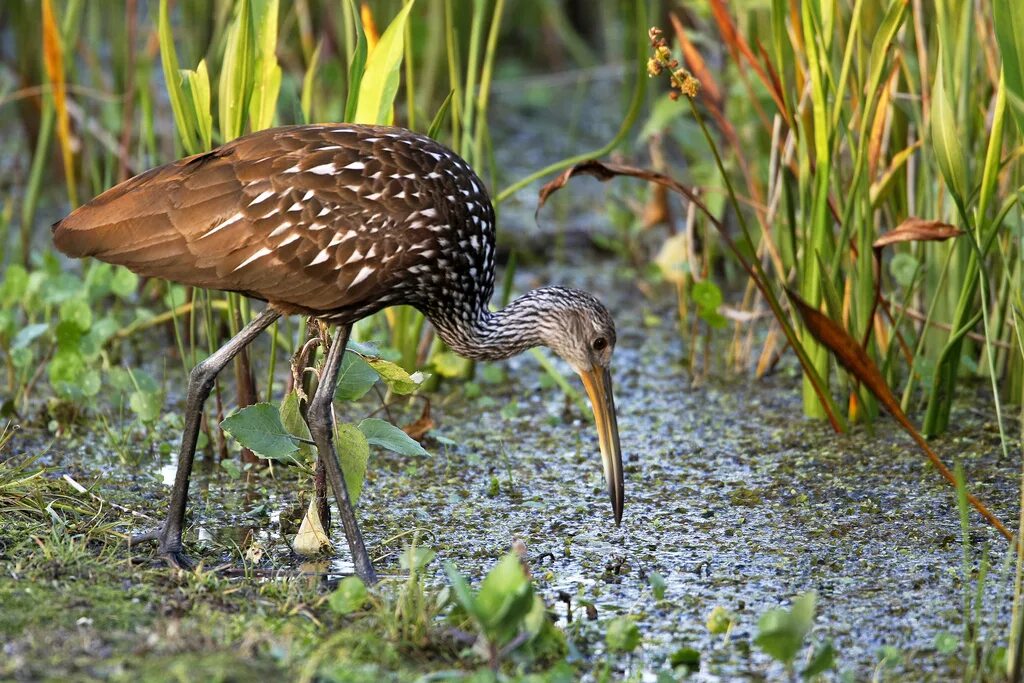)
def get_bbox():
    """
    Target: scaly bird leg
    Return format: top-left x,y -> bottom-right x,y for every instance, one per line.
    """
130,307 -> 282,569
306,324 -> 377,583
